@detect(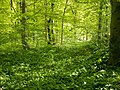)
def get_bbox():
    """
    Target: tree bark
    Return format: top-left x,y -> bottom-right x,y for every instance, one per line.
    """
20,0 -> 30,50
47,1 -> 55,45
61,0 -> 68,45
109,0 -> 120,65
98,1 -> 103,43
44,0 -> 48,45
104,1 -> 109,44
51,2 -> 55,45
47,18 -> 52,44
